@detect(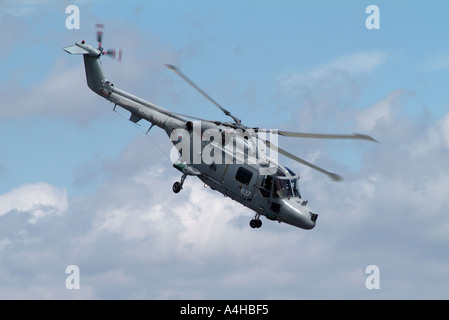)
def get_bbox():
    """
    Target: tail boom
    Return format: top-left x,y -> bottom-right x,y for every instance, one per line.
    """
64,41 -> 187,135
